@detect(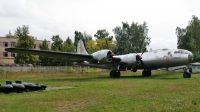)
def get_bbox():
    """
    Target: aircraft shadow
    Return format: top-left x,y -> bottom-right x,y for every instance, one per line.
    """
38,73 -> 180,83
120,74 -> 180,80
